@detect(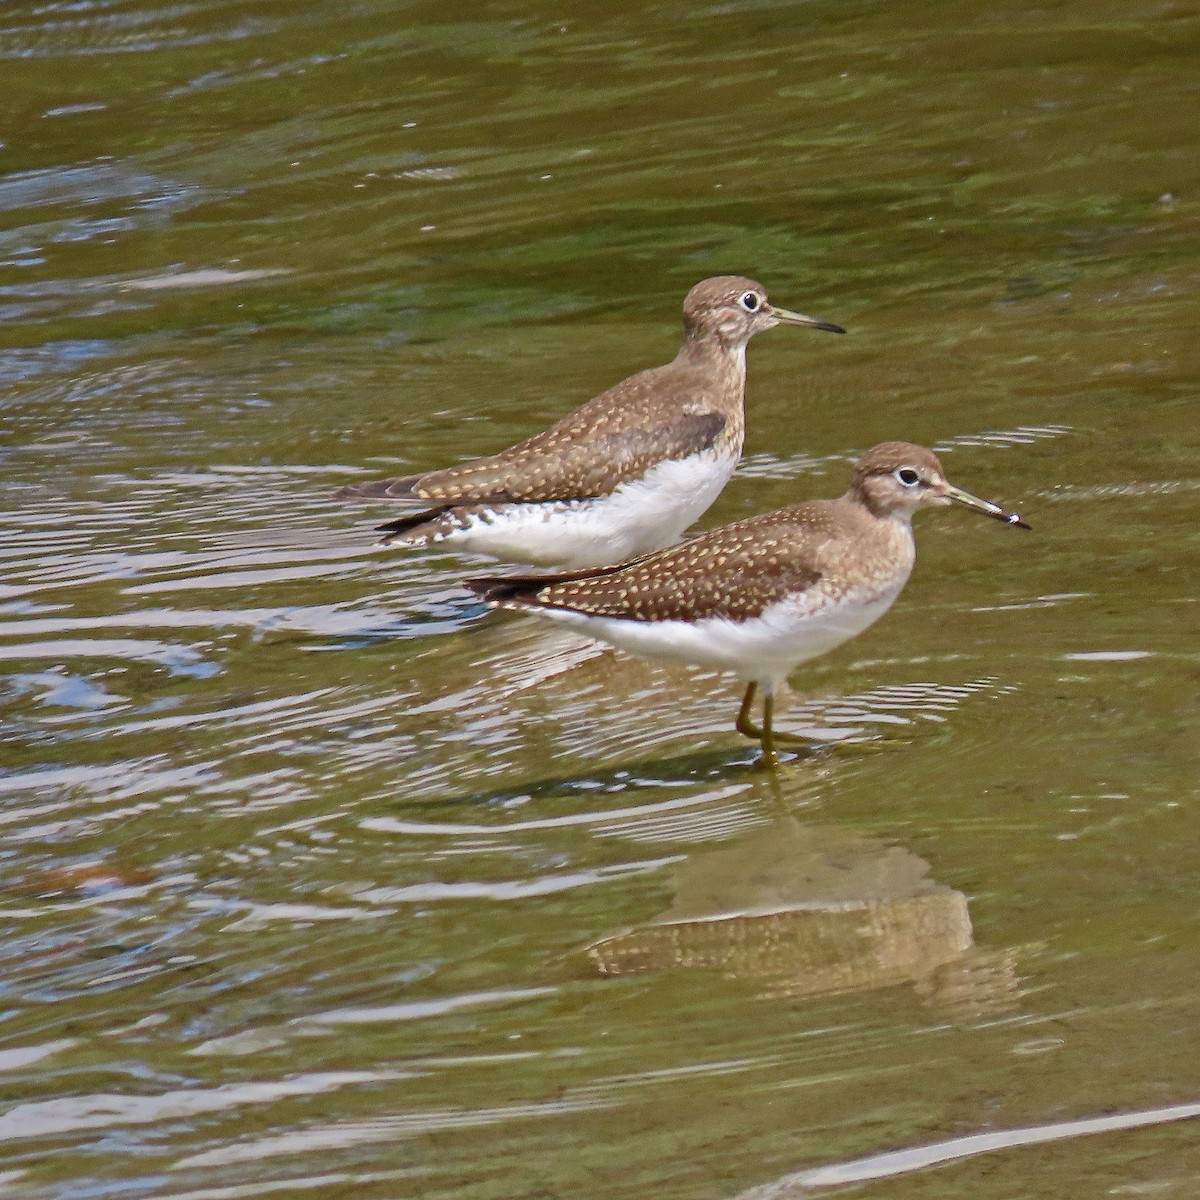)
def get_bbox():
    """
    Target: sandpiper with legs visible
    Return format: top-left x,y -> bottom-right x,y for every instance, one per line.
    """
466,443 -> 1029,767
337,276 -> 843,569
